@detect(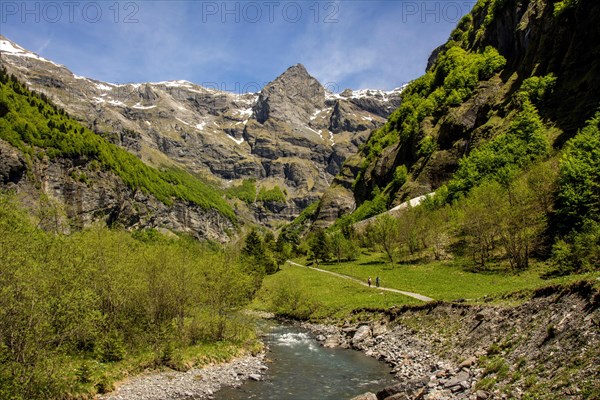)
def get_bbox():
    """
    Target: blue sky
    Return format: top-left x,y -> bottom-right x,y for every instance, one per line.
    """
1,1 -> 475,92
